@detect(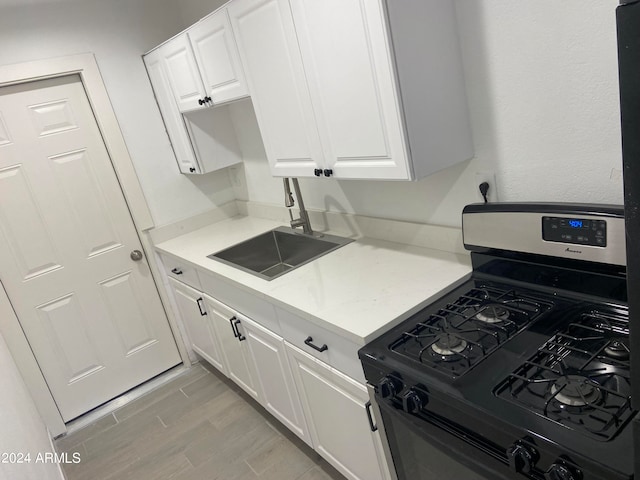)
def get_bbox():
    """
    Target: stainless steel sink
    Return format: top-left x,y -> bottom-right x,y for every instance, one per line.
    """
208,227 -> 353,280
